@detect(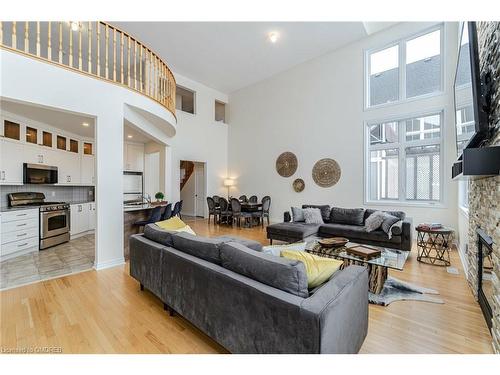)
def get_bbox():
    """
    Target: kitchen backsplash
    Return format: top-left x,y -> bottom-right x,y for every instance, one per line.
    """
0,185 -> 95,207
